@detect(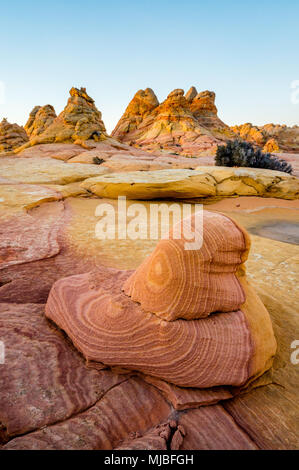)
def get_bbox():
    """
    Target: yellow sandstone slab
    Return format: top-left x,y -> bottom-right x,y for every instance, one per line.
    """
0,184 -> 62,212
0,156 -> 109,185
81,169 -> 216,199
81,167 -> 299,200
